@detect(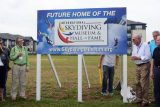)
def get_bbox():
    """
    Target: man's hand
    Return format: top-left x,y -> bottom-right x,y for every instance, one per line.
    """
131,56 -> 141,60
17,52 -> 23,57
98,64 -> 101,69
